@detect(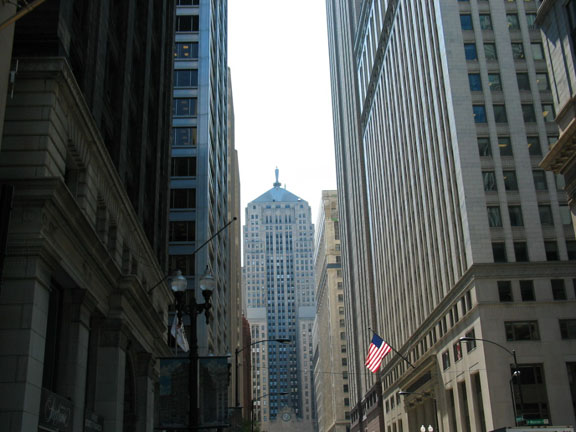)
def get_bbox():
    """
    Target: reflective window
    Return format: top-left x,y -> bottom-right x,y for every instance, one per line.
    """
478,137 -> 492,156
512,43 -> 525,59
473,105 -> 487,123
527,136 -> 542,156
493,105 -> 508,123
483,171 -> 497,191
488,73 -> 502,91
487,206 -> 502,227
465,43 -> 478,60
503,170 -> 518,190
461,14 -> 473,30
533,171 -> 548,190
484,43 -> 498,60
499,136 -> 513,156
469,73 -> 482,91
542,104 -> 555,122
531,43 -> 545,60
507,14 -> 520,30
536,73 -> 550,91
522,104 -> 536,122
479,14 -> 493,30
509,206 -> 524,226
517,73 -> 530,91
